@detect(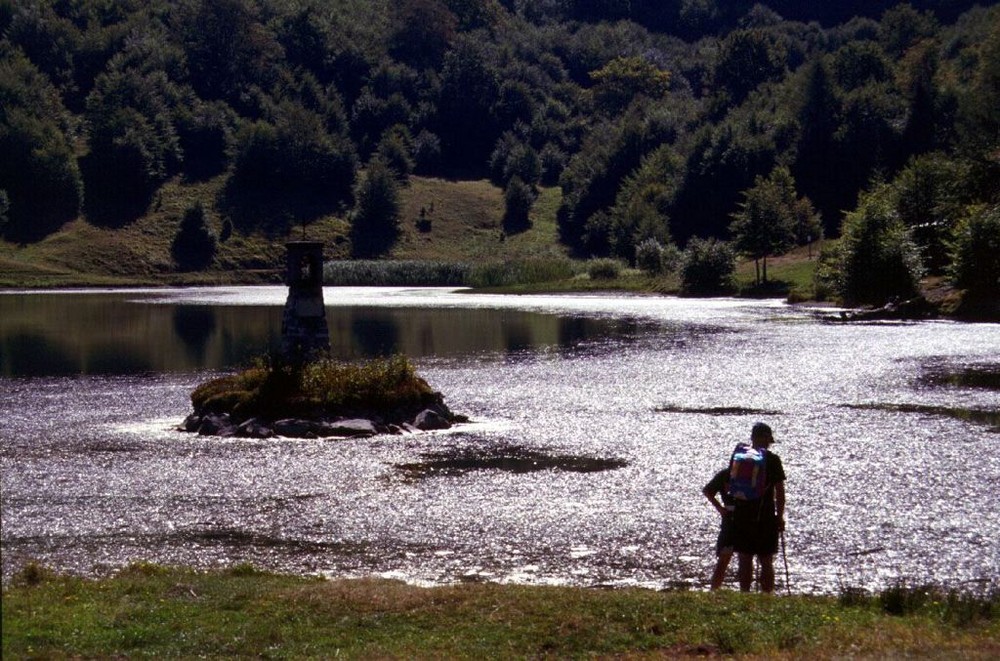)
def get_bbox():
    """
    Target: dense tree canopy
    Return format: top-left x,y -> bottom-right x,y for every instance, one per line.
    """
0,0 -> 997,299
